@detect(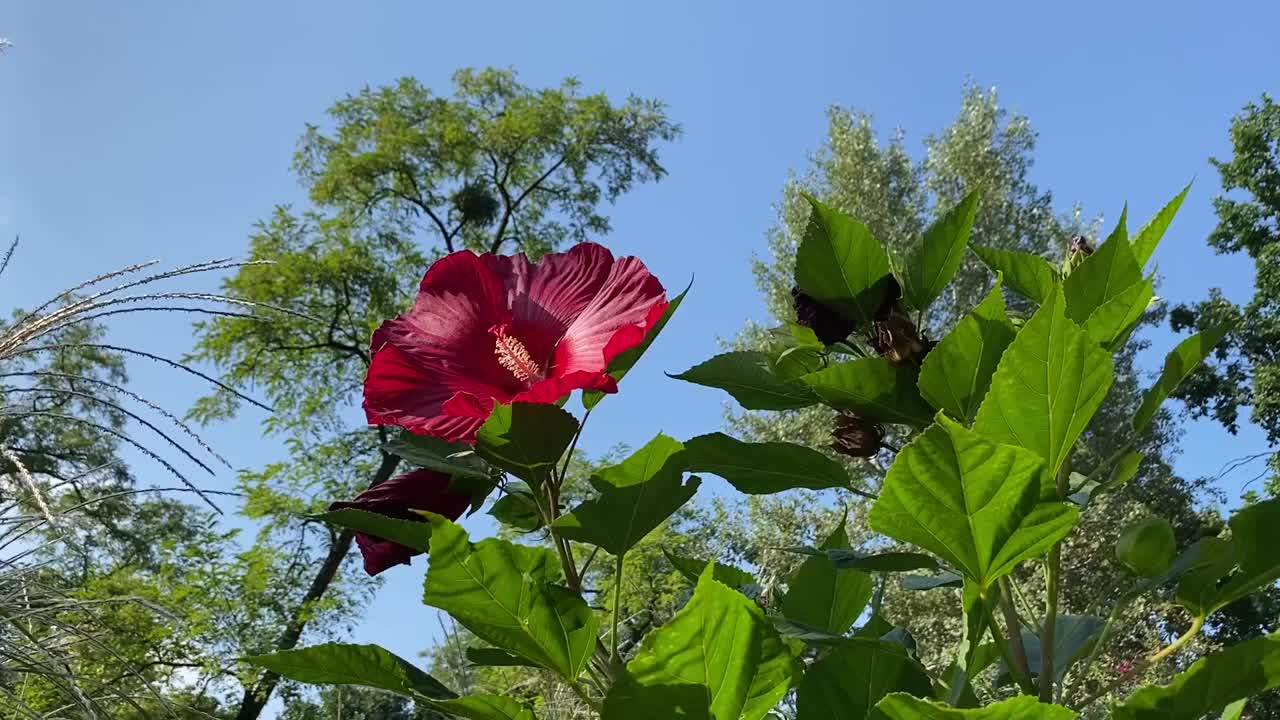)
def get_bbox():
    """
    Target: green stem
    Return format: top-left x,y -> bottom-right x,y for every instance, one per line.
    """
1073,615 -> 1204,711
568,680 -> 600,713
611,553 -> 625,665
987,599 -> 1037,695
997,578 -> 1033,692
1040,458 -> 1073,701
1063,594 -> 1130,707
